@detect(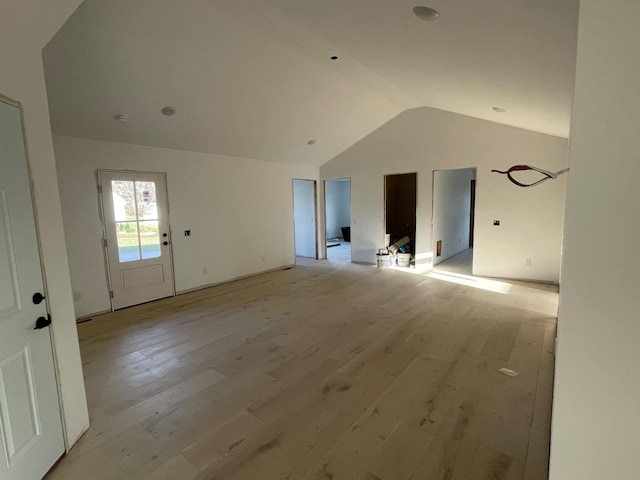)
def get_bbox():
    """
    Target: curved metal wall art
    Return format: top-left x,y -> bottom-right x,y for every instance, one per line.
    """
491,164 -> 570,188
